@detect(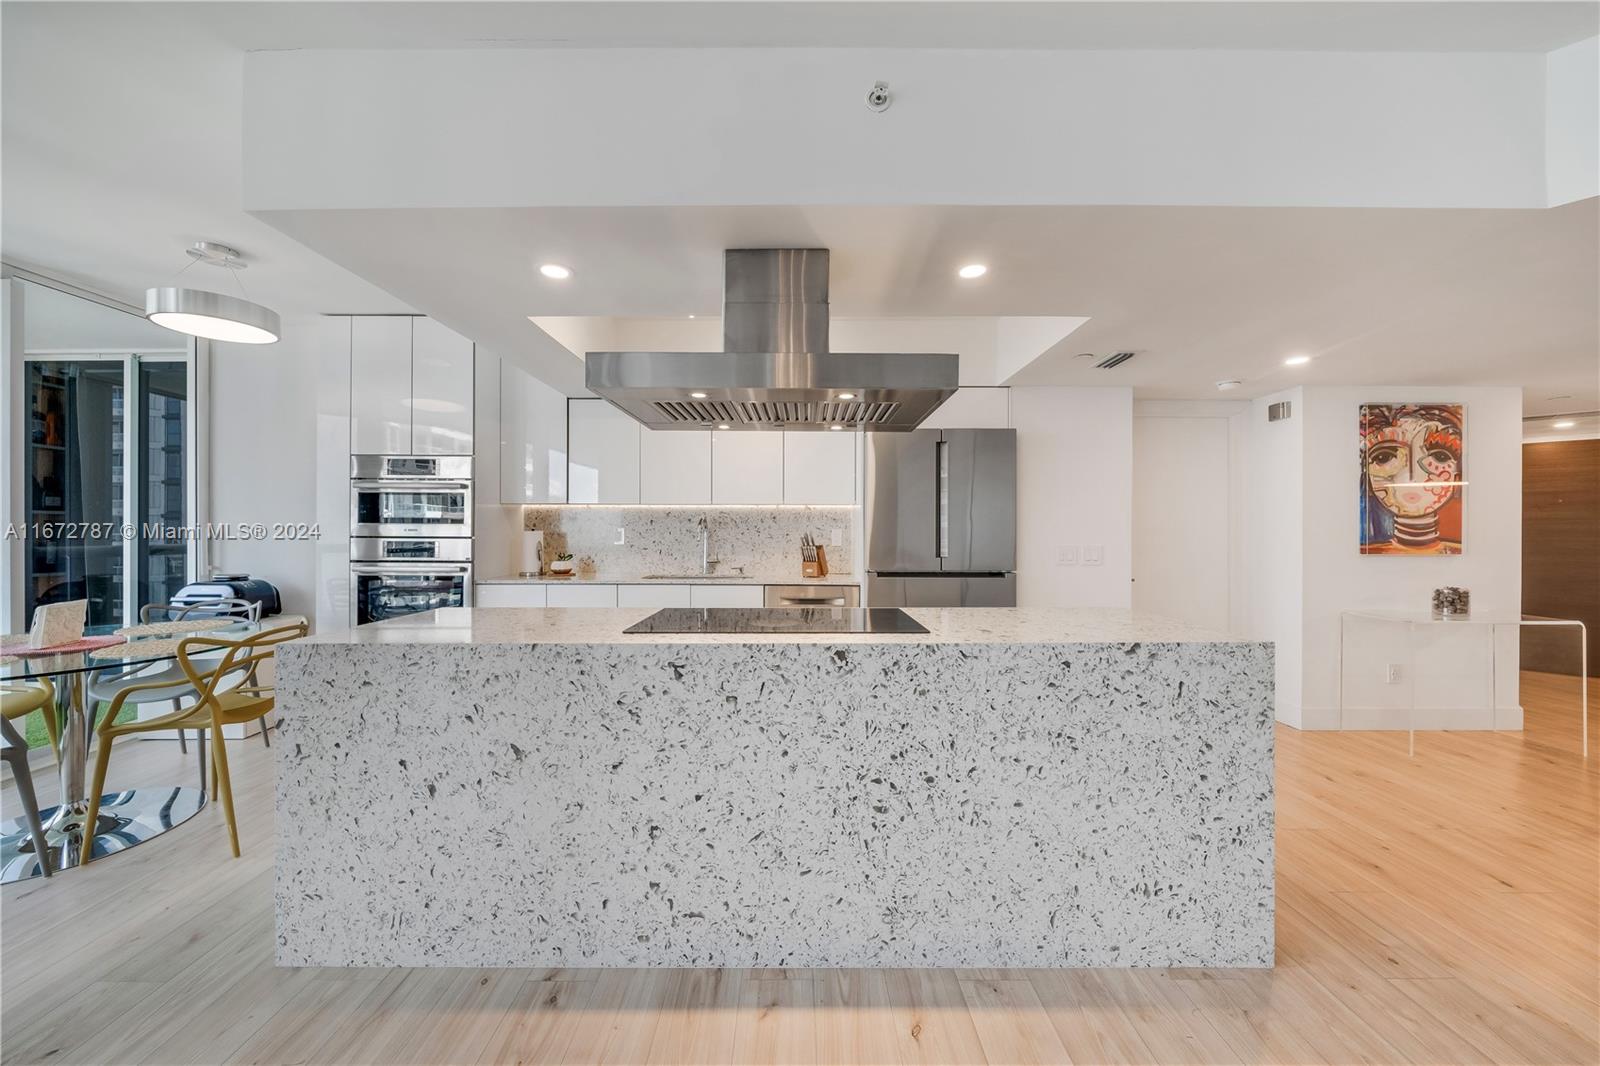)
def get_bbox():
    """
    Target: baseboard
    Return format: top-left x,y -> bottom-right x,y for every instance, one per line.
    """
1303,705 -> 1524,731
